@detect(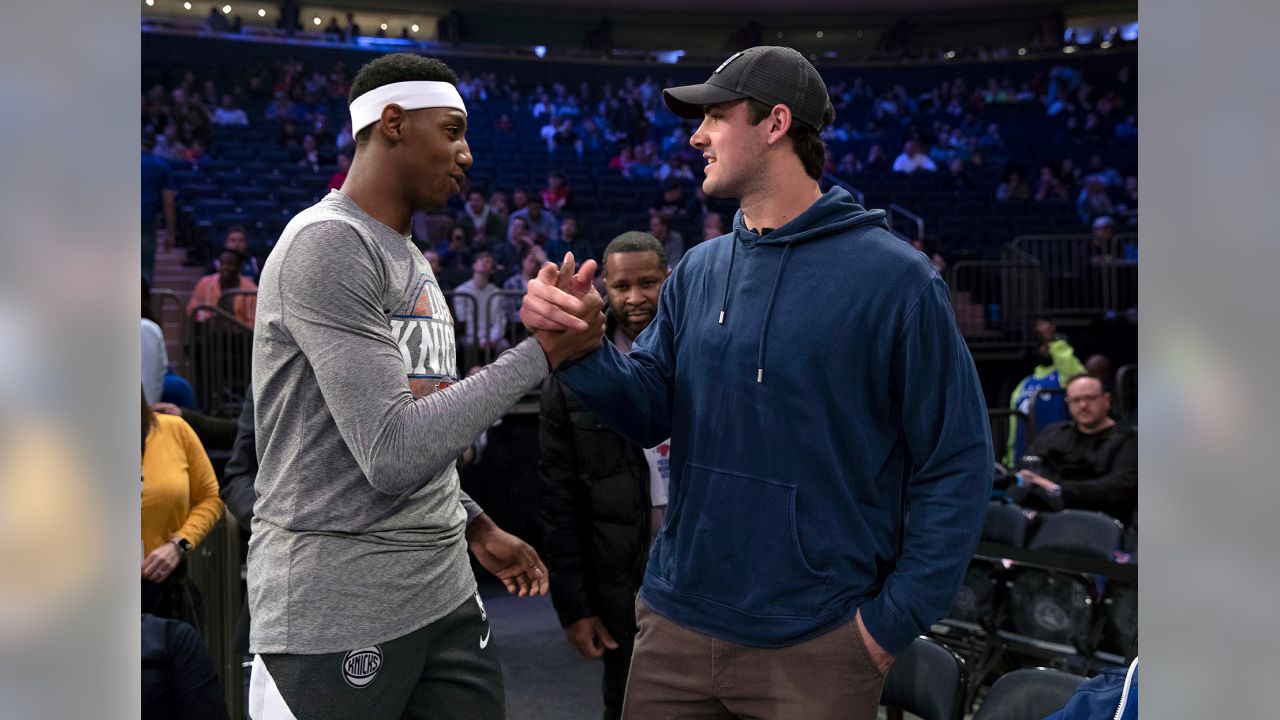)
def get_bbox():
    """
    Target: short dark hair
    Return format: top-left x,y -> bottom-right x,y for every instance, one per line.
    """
651,212 -> 672,229
348,53 -> 459,147
745,98 -> 834,180
225,224 -> 247,237
604,231 -> 668,271
1065,373 -> 1107,395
